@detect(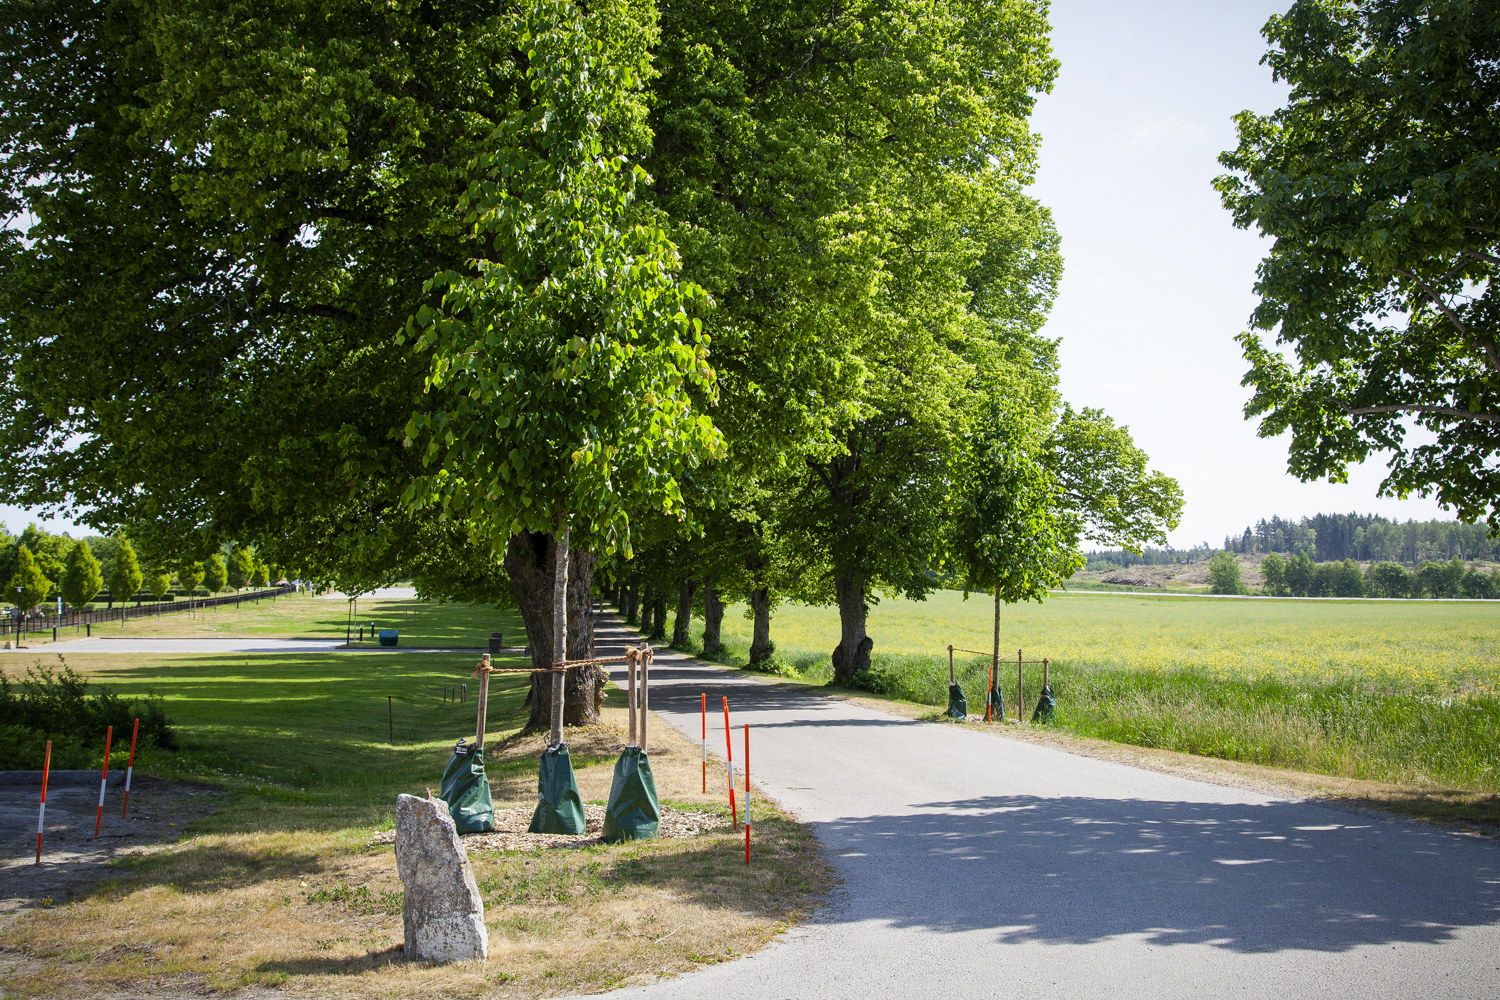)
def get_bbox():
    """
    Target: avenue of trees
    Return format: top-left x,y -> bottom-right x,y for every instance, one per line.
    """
3,0 -> 1190,710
